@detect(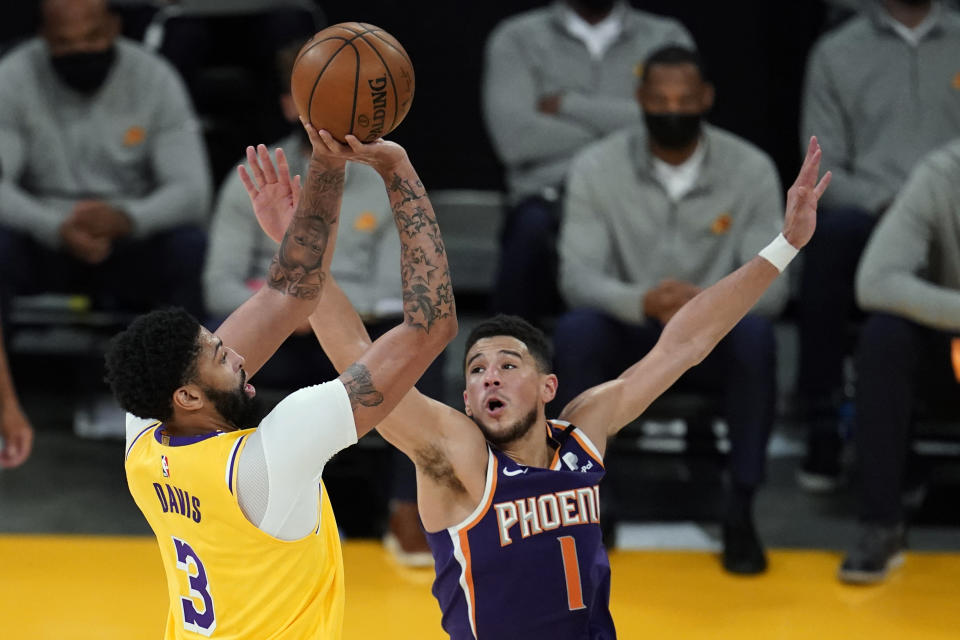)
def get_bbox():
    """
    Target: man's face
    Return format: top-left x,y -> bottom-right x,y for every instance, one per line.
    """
42,0 -> 117,57
638,63 -> 712,116
278,216 -> 328,272
193,329 -> 258,429
462,336 -> 556,447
